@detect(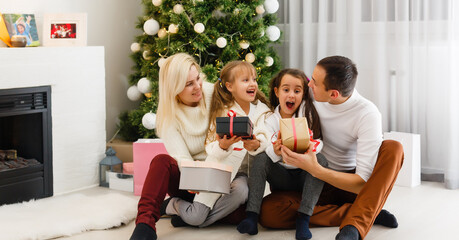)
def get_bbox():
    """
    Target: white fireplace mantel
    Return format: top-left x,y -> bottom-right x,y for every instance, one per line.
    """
0,46 -> 106,194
